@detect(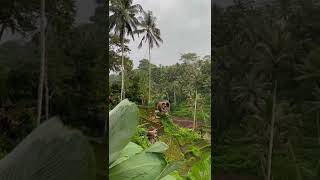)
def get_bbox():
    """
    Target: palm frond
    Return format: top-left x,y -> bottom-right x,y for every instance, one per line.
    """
135,10 -> 162,49
138,35 -> 146,49
109,0 -> 143,41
